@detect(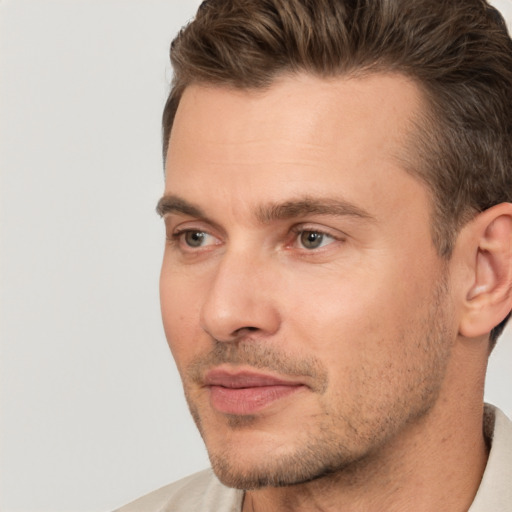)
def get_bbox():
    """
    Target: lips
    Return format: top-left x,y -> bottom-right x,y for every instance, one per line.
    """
204,369 -> 306,415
